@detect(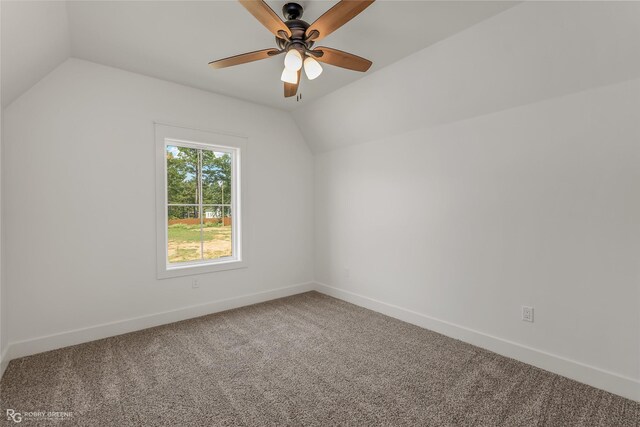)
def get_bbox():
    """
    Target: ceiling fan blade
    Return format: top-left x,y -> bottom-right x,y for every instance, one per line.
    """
306,0 -> 374,42
311,47 -> 372,72
209,48 -> 281,69
284,70 -> 301,98
239,0 -> 291,38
